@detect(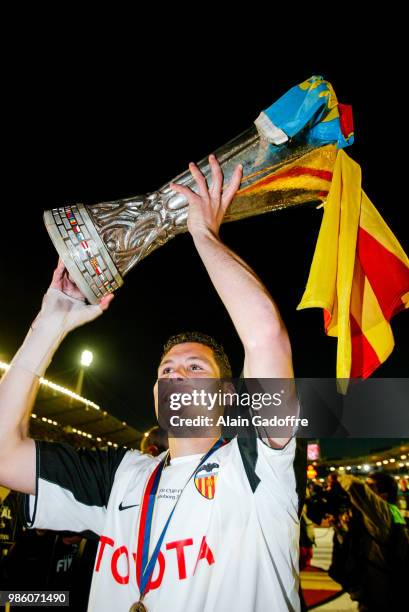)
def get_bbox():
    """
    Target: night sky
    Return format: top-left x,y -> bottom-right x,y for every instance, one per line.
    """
1,36 -> 407,458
